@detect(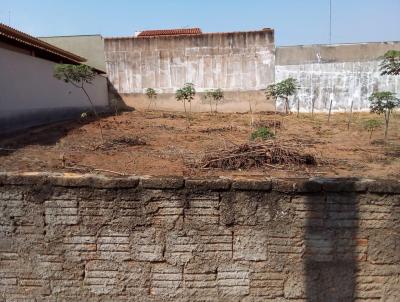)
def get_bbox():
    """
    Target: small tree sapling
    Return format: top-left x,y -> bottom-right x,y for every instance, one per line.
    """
176,83 -> 196,124
145,88 -> 158,110
363,119 -> 383,142
54,64 -> 104,142
204,90 -> 214,114
368,91 -> 400,142
211,88 -> 224,113
205,88 -> 224,113
266,78 -> 298,114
